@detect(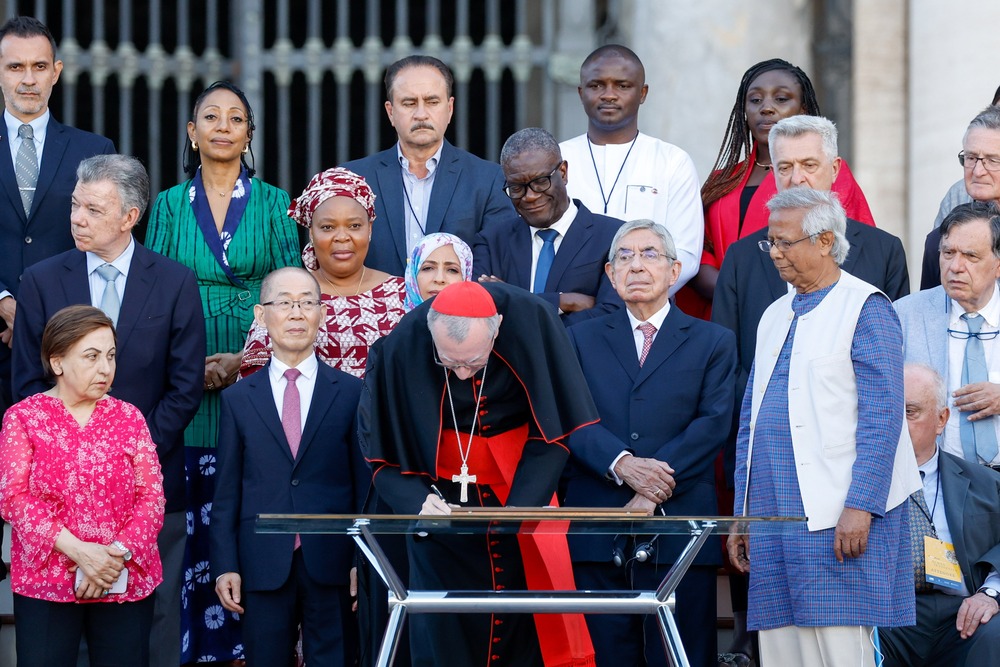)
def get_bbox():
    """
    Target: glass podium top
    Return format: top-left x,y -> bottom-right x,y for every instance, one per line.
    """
256,511 -> 807,536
